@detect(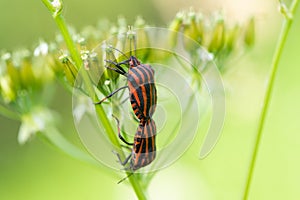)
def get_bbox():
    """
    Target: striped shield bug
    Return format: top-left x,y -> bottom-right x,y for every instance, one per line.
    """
113,115 -> 156,170
95,47 -> 157,123
112,115 -> 156,183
